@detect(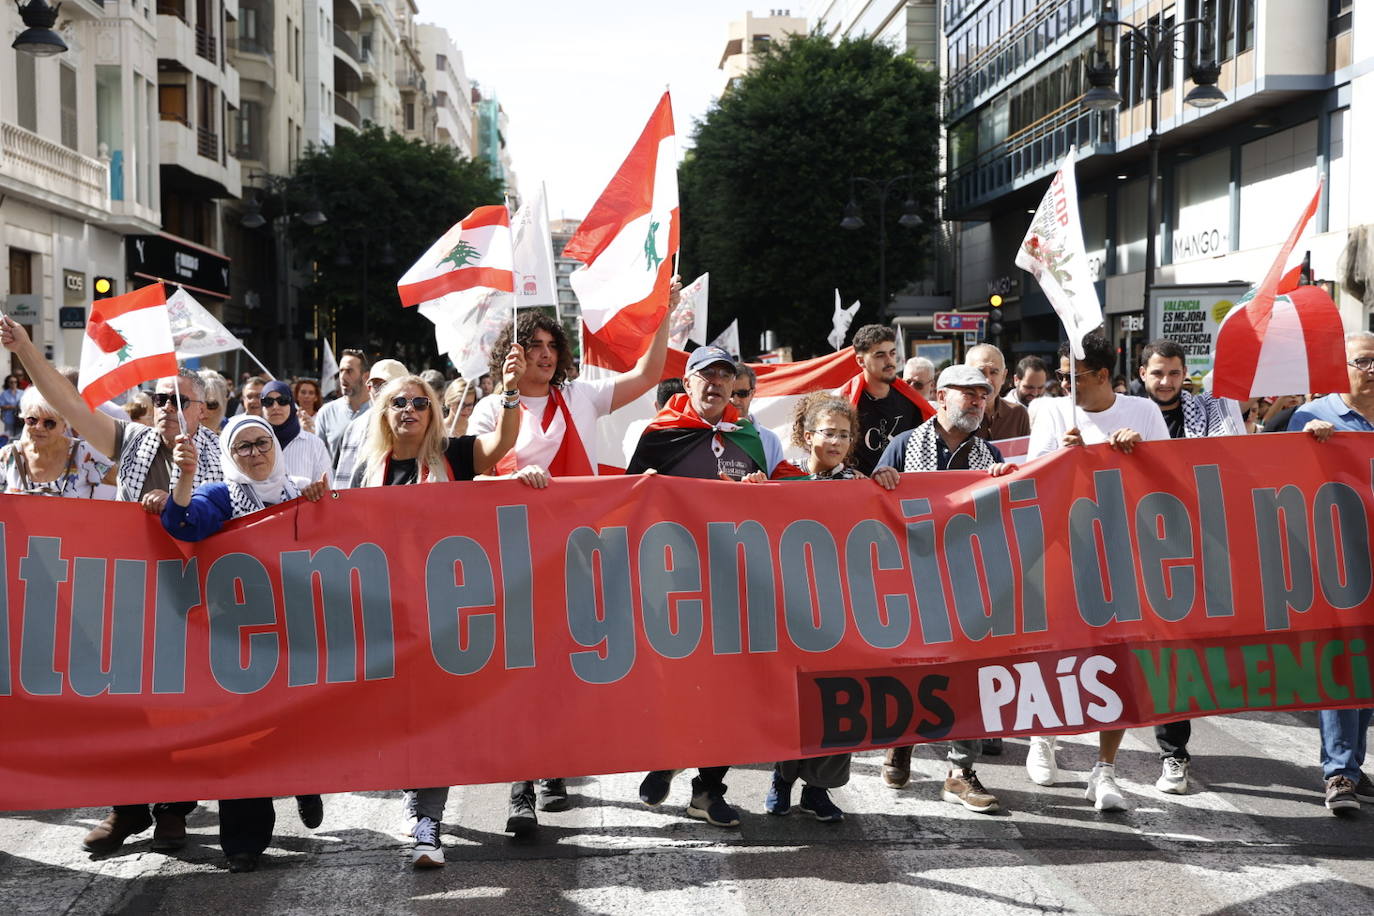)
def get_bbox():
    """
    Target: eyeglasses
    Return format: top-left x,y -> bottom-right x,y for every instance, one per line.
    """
152,392 -> 204,408
261,395 -> 292,407
1349,357 -> 1374,373
367,378 -> 388,390
205,400 -> 221,411
22,416 -> 57,430
731,388 -> 754,399
909,380 -> 927,391
231,437 -> 274,457
807,428 -> 853,442
1055,369 -> 1095,383
694,367 -> 736,383
389,396 -> 431,412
